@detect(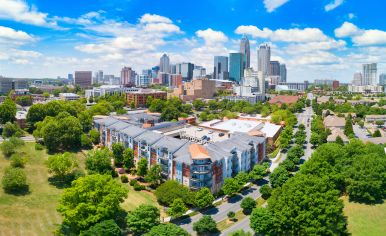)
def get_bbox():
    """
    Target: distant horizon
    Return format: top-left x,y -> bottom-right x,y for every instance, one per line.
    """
0,0 -> 386,82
